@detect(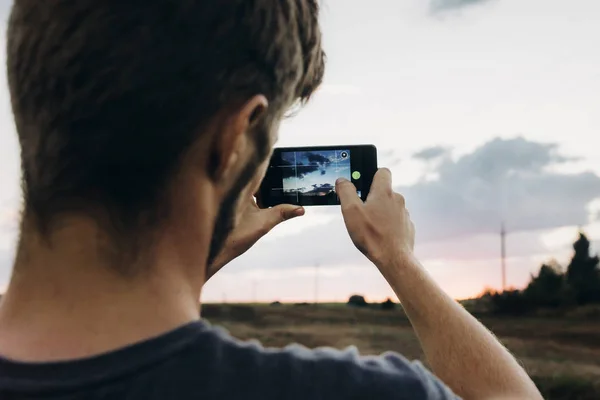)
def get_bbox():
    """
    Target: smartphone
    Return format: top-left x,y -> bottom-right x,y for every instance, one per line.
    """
259,145 -> 378,207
